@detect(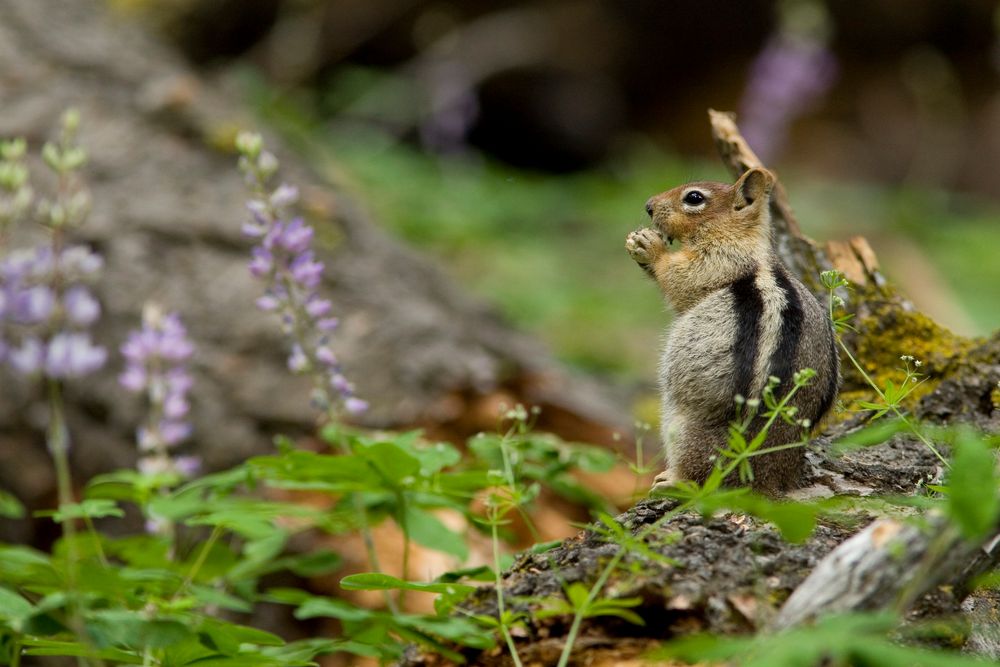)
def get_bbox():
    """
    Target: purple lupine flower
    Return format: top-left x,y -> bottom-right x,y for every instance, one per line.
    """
8,337 -> 44,375
737,1 -> 838,162
236,132 -> 368,417
120,303 -> 198,480
64,285 -> 100,326
60,246 -> 103,277
12,285 -> 55,324
0,245 -> 106,380
45,332 -> 107,378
